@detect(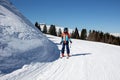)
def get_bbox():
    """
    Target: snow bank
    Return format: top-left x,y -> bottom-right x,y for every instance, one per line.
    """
0,0 -> 59,74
